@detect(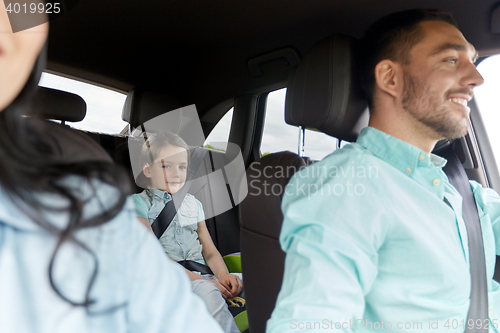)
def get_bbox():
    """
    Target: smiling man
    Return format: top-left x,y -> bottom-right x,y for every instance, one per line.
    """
267,9 -> 500,333
365,17 -> 481,153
